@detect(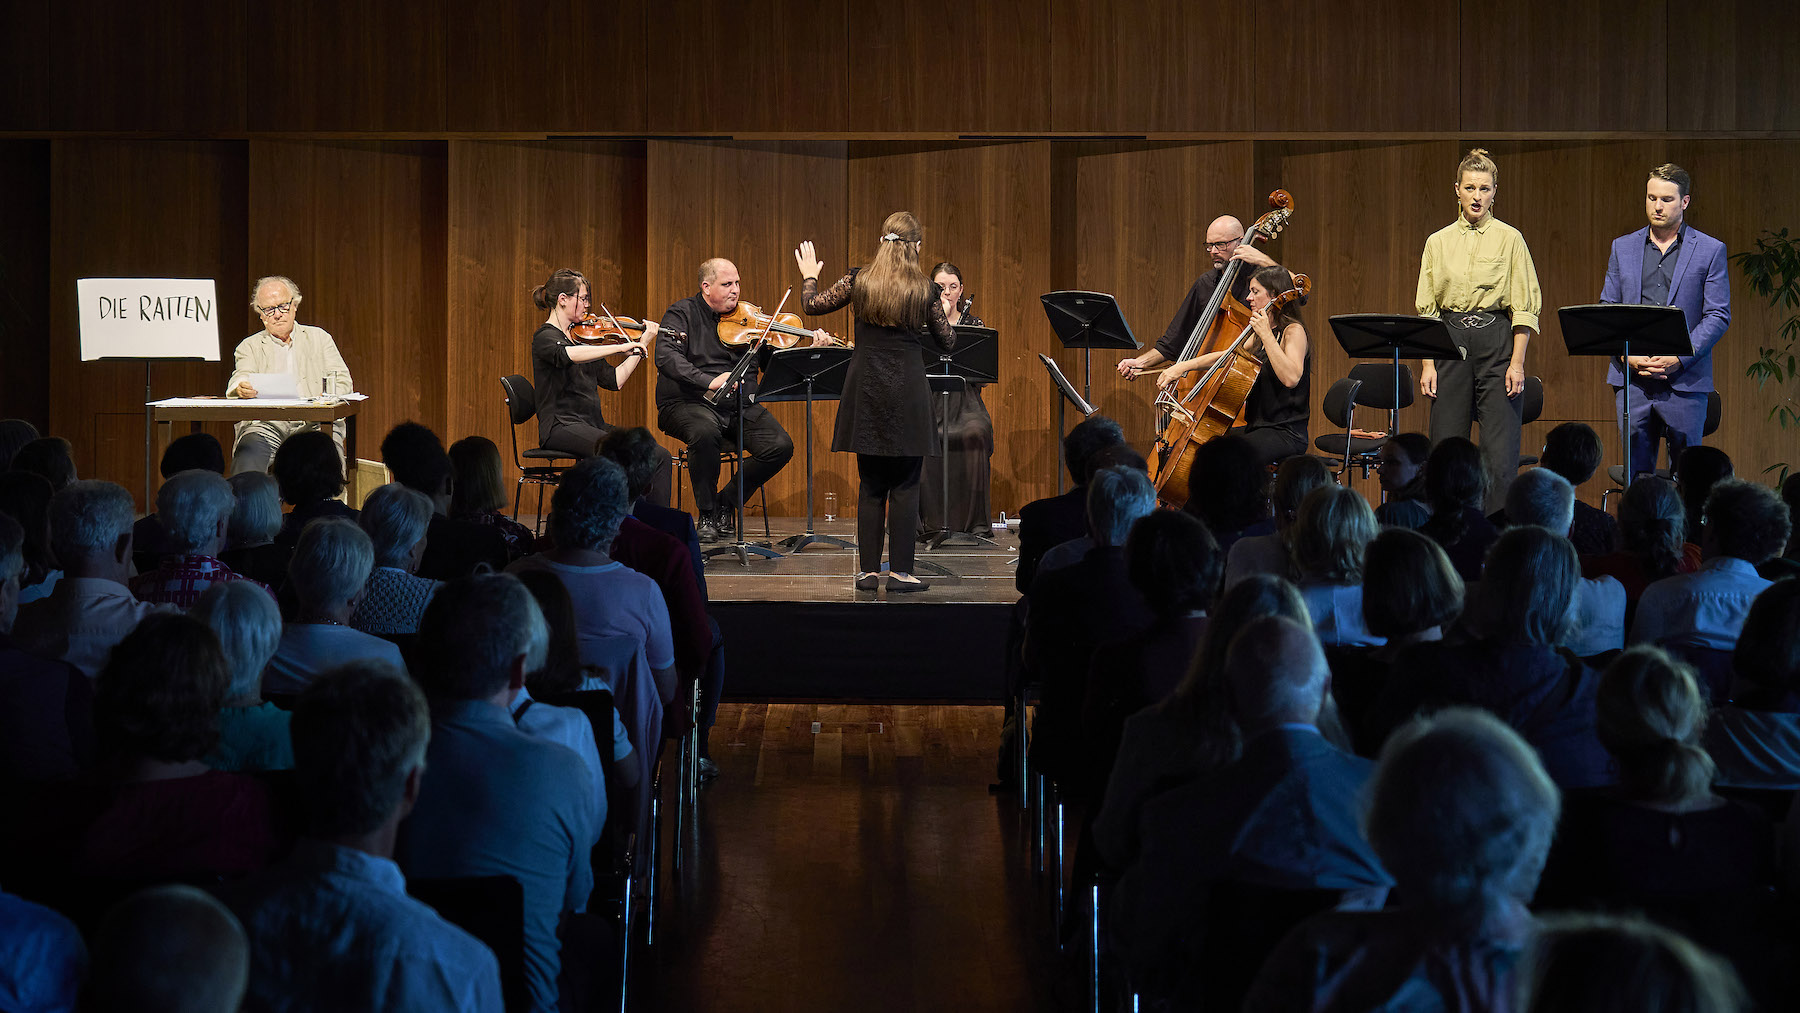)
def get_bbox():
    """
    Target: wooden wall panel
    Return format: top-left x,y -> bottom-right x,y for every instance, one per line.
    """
446,0 -> 646,132
248,141 -> 449,457
1253,1 -> 1457,132
449,141 -> 647,493
849,141 -> 1054,515
0,0 -> 50,131
848,0 -> 1050,133
1668,1 -> 1800,133
0,142 -> 51,433
648,0 -> 849,134
255,1 -> 448,131
645,140 -> 849,518
1462,0 -> 1665,132
48,140 -> 248,511
1049,0 -> 1253,133
50,0 -> 245,131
